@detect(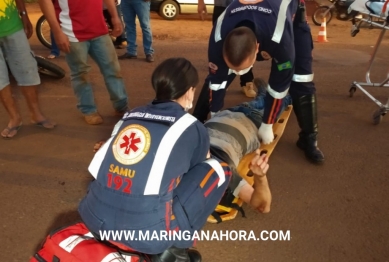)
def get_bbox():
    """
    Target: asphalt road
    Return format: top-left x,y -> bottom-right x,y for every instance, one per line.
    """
0,4 -> 388,262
